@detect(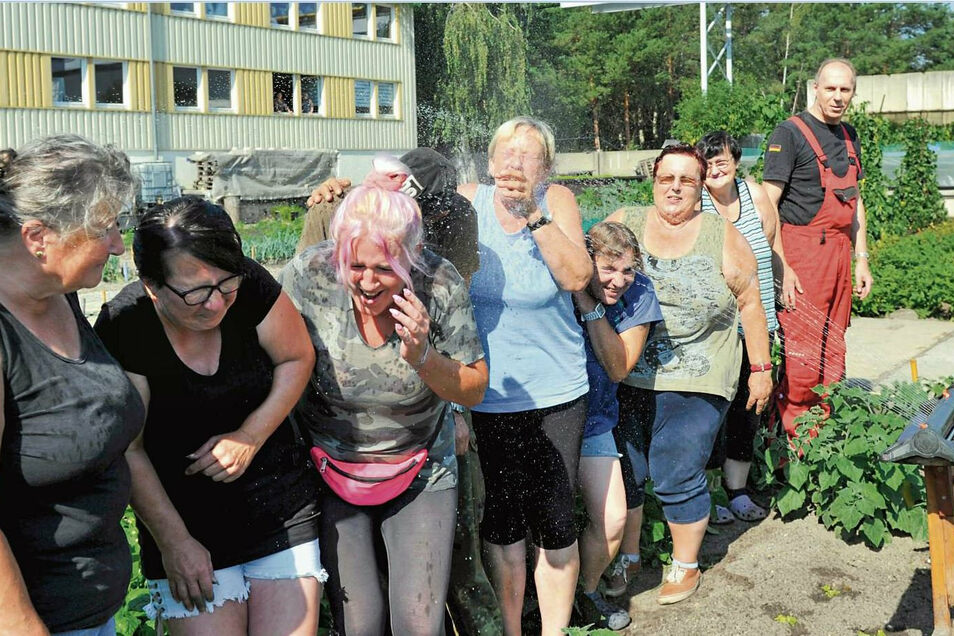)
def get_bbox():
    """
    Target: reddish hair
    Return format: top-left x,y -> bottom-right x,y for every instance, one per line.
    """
652,143 -> 707,183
